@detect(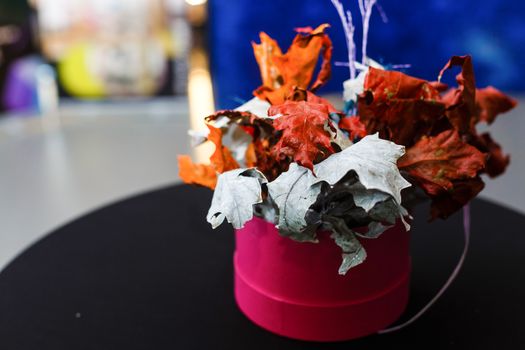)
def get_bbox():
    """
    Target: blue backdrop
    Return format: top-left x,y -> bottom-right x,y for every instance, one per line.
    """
209,0 -> 525,109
